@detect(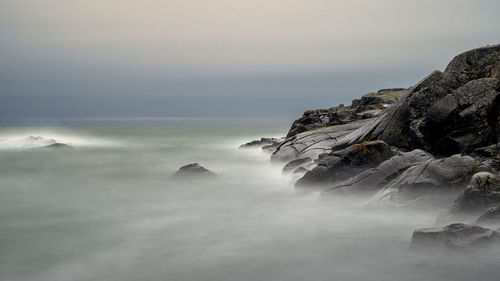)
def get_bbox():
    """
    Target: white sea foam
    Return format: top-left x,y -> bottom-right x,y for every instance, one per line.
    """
0,130 -> 124,149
